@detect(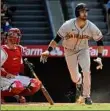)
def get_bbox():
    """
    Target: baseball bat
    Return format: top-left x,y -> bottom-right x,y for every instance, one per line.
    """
24,58 -> 54,105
